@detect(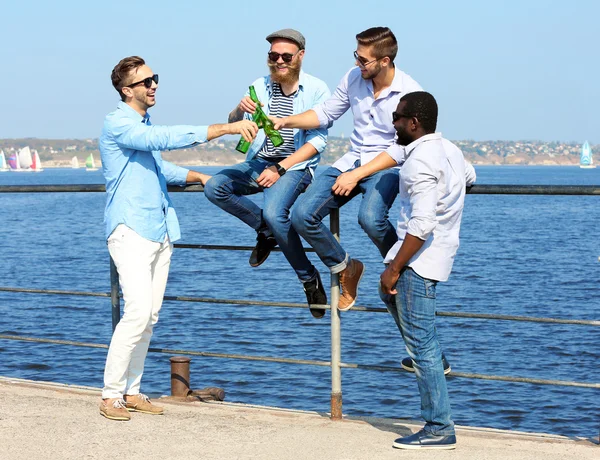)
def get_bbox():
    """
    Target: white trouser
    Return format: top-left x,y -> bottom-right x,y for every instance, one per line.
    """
102,224 -> 173,399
